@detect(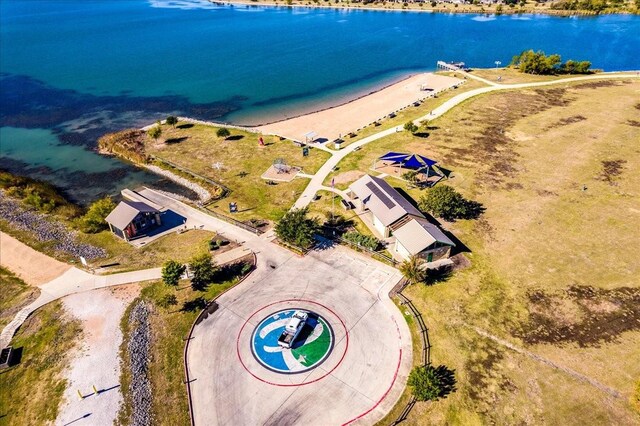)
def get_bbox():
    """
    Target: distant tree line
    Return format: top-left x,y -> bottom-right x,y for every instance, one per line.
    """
511,50 -> 593,75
